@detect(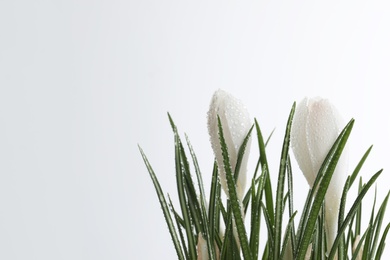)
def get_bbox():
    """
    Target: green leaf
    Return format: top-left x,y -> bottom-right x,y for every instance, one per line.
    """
261,202 -> 274,257
171,121 -> 197,260
286,156 -> 297,254
218,116 -> 252,260
375,222 -> 390,260
186,135 -> 217,260
274,102 -> 295,260
234,124 -> 254,182
139,146 -> 185,260
371,191 -> 390,257
249,170 -> 266,259
249,180 -> 259,259
255,118 -> 274,226
296,187 -> 313,255
280,211 -> 297,260
169,196 -> 190,259
355,178 -> 363,237
243,128 -> 274,216
208,162 -> 221,252
362,187 -> 377,260
328,169 -> 382,259
338,176 -> 351,260
349,145 -> 373,190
